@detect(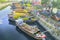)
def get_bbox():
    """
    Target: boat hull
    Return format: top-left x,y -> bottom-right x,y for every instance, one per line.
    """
17,26 -> 42,40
